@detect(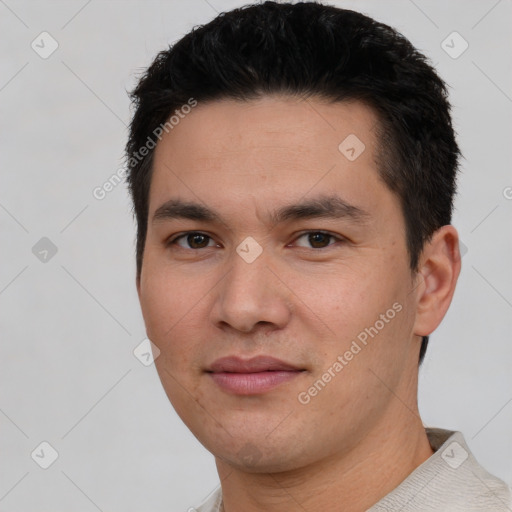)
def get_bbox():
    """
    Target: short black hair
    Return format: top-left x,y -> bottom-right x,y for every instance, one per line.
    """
126,1 -> 461,365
